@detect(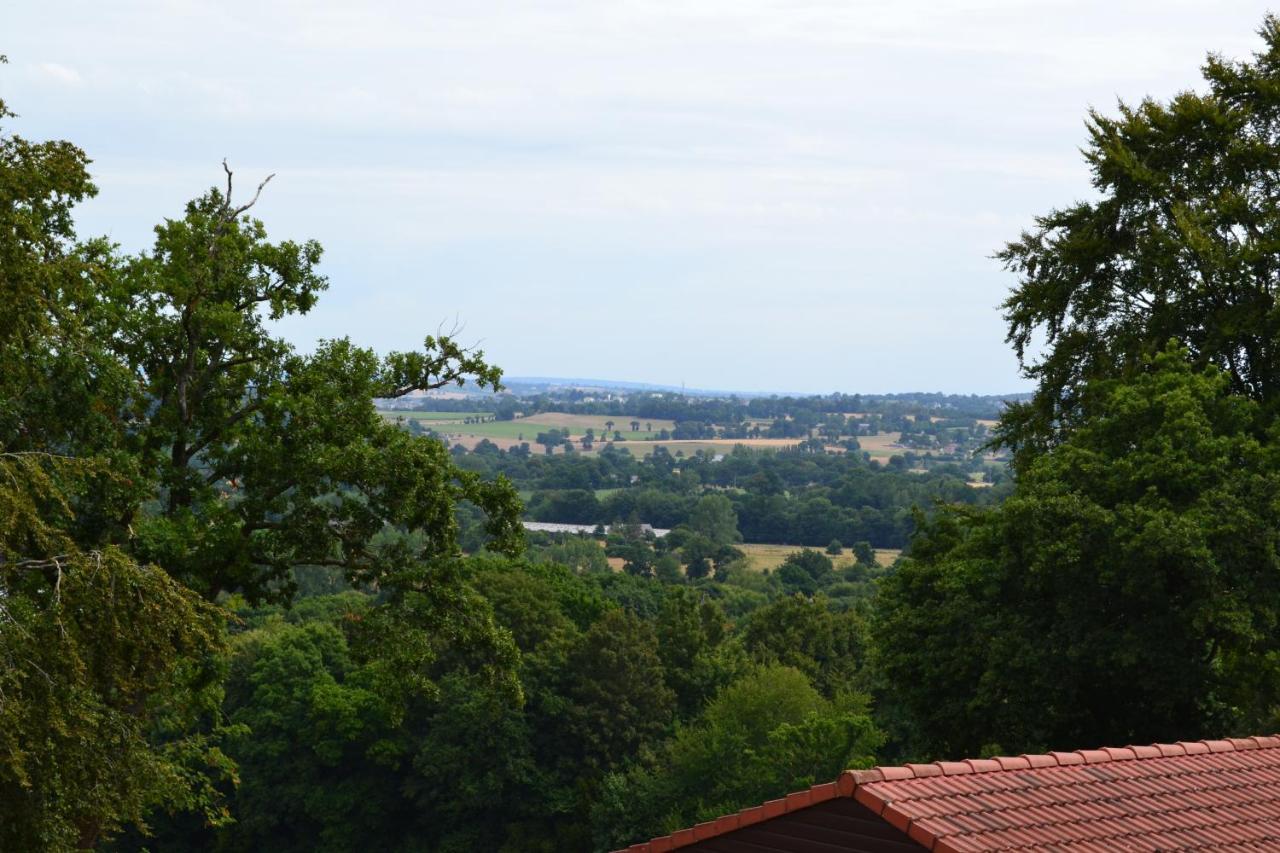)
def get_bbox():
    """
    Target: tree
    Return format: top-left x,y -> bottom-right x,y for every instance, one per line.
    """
873,345 -> 1280,759
630,420 -> 640,433
0,84 -> 236,850
537,536 -> 610,574
98,168 -> 520,602
778,549 -> 835,594
851,541 -> 876,566
653,554 -> 683,584
1,82 -> 527,845
825,539 -> 843,556
0,464 -> 234,851
653,589 -> 732,717
740,594 -> 866,697
687,494 -> 741,545
998,17 -> 1280,460
592,666 -> 882,849
217,617 -> 402,852
536,429 -> 564,456
565,609 -> 675,774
